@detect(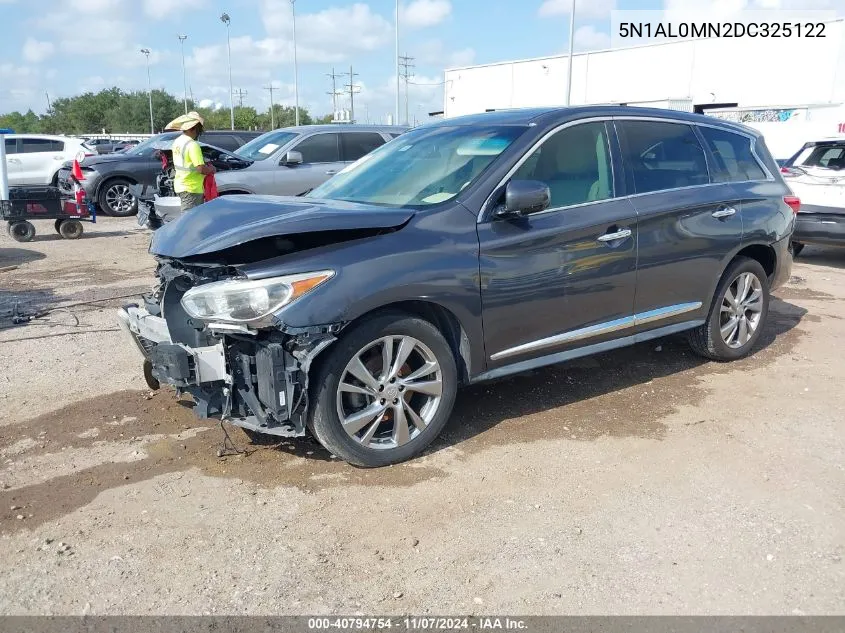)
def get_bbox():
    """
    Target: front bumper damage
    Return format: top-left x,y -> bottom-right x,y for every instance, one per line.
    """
117,297 -> 338,439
